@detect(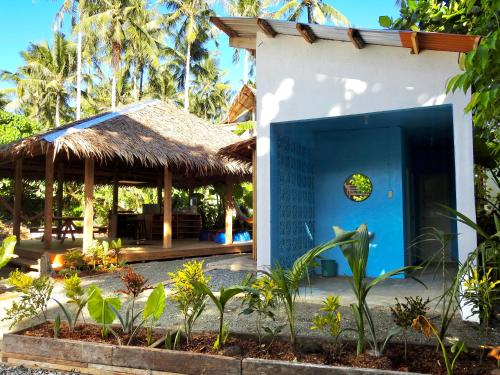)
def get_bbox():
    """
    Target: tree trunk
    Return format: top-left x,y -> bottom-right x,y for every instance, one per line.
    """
307,5 -> 312,23
76,31 -> 82,120
243,50 -> 249,84
139,64 -> 144,100
111,73 -> 117,111
183,42 -> 191,112
55,95 -> 60,127
133,74 -> 138,101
